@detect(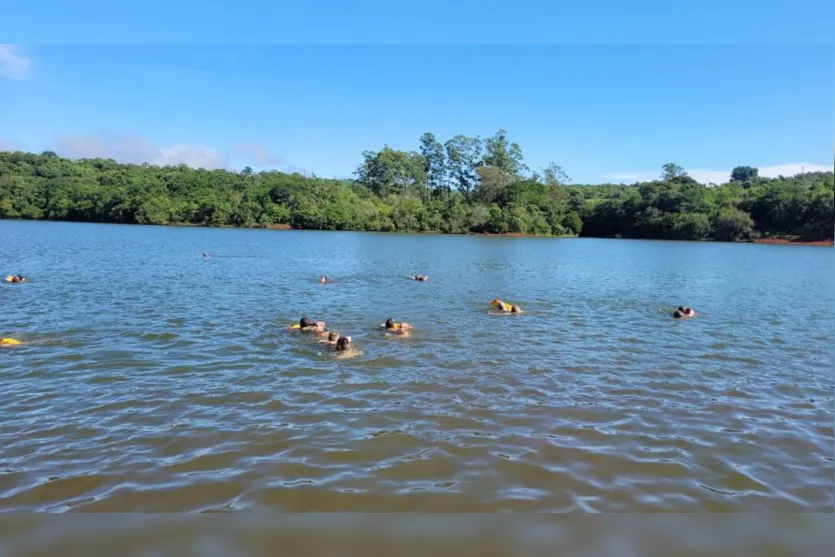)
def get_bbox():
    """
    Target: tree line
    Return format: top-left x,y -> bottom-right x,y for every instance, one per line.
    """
0,129 -> 832,242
